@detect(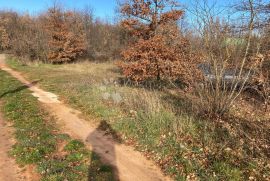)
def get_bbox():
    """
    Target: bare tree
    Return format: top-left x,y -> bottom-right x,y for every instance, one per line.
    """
188,0 -> 259,117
